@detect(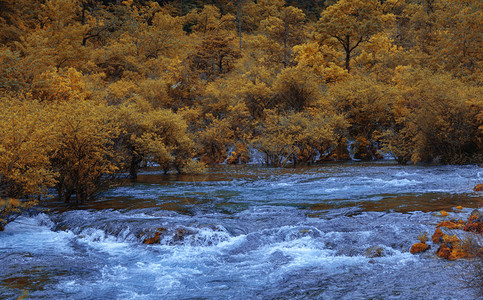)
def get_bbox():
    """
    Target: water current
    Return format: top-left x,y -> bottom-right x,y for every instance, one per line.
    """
1,162 -> 482,299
